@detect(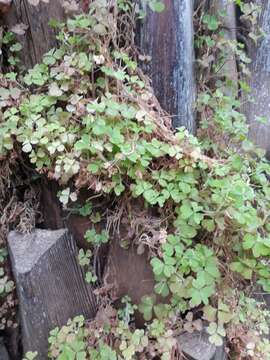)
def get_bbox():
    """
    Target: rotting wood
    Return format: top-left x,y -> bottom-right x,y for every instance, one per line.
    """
8,228 -> 97,359
137,0 -> 196,133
